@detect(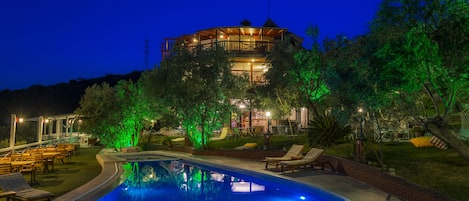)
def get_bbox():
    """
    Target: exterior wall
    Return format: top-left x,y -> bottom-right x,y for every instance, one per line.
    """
161,25 -> 305,134
323,155 -> 454,201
